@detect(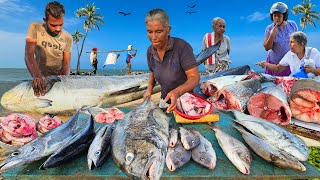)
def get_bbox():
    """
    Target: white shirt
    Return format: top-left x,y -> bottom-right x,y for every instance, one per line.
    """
90,52 -> 97,64
279,47 -> 320,77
